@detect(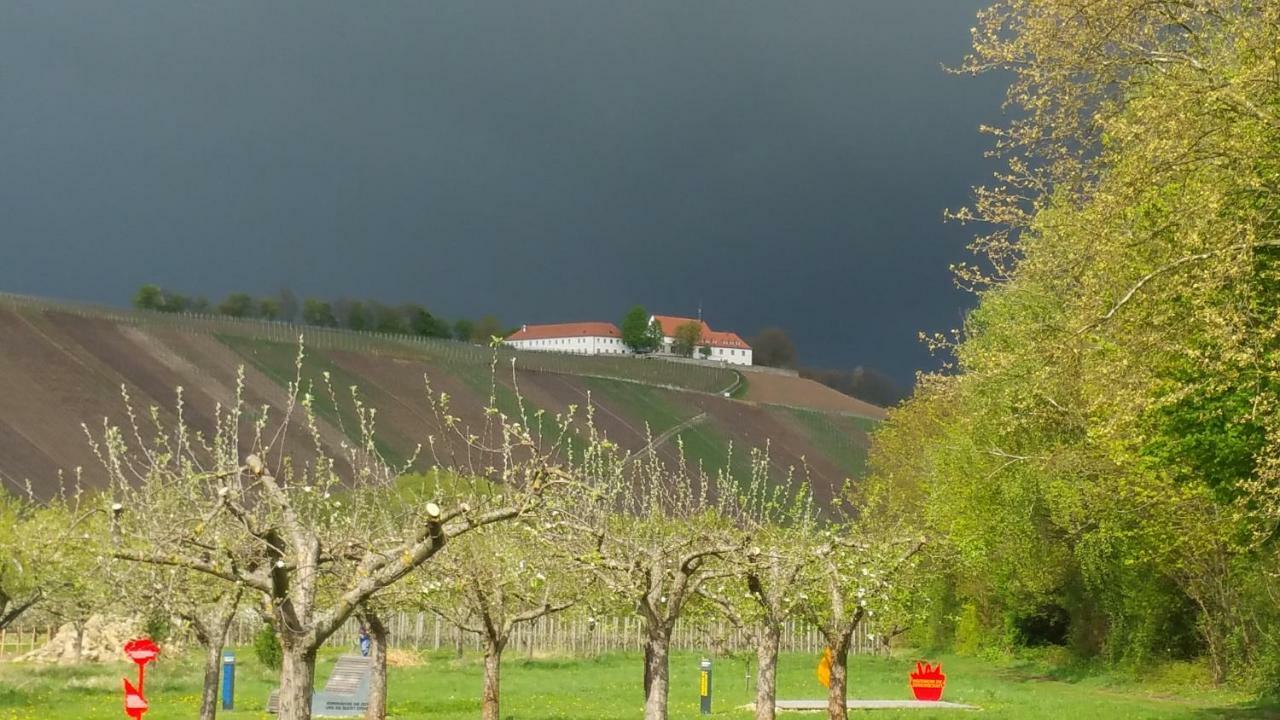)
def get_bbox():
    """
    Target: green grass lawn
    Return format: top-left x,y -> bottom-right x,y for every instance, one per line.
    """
0,648 -> 1273,719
